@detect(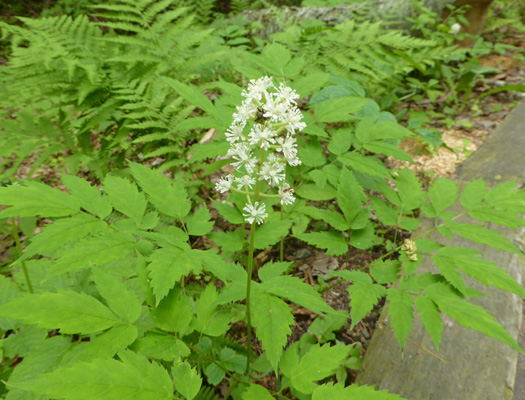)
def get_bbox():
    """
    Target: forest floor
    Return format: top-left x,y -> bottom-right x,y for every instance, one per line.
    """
278,26 -> 525,390
0,6 -> 524,397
